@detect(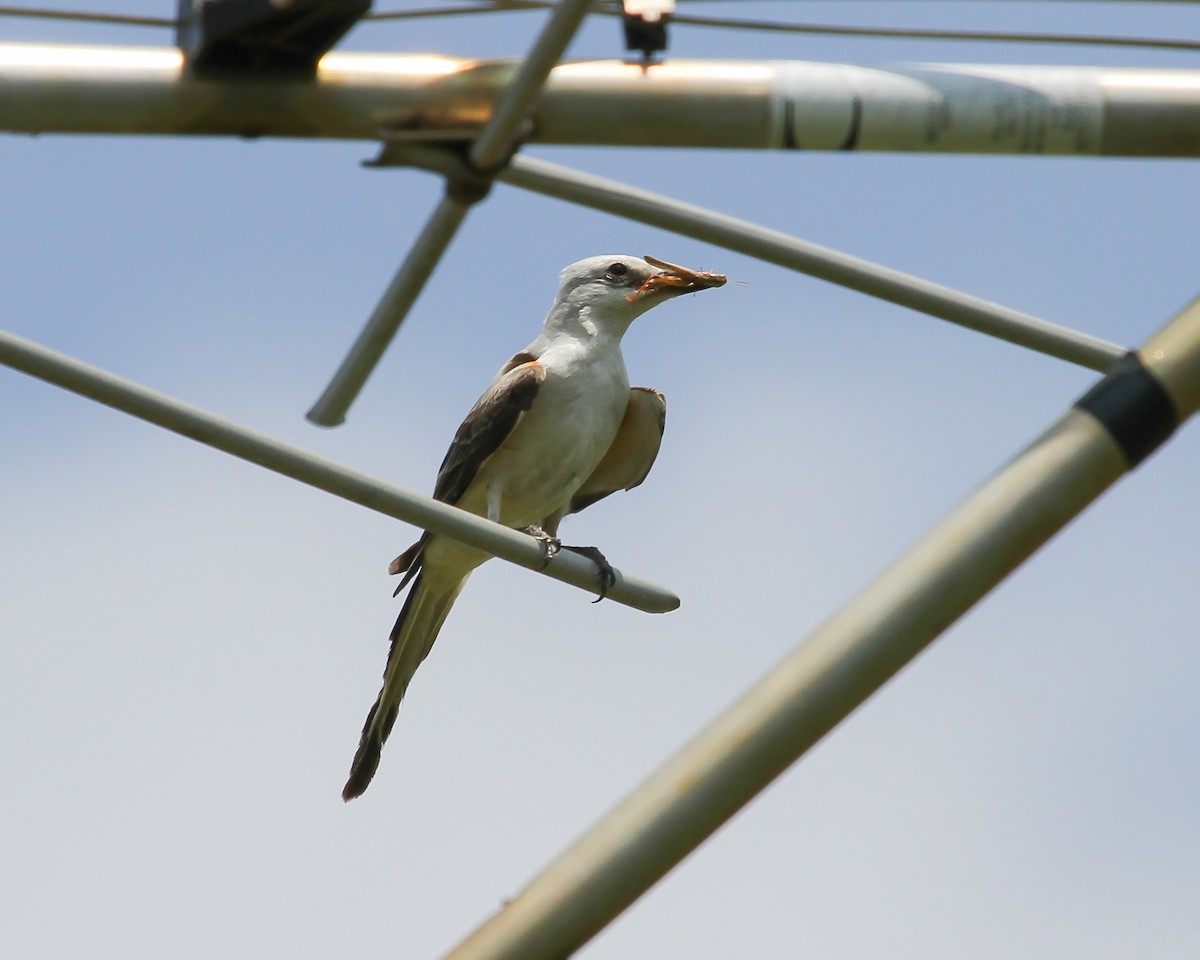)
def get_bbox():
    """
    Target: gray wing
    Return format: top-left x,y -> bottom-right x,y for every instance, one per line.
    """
431,351 -> 545,505
389,352 -> 545,587
541,387 -> 666,538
